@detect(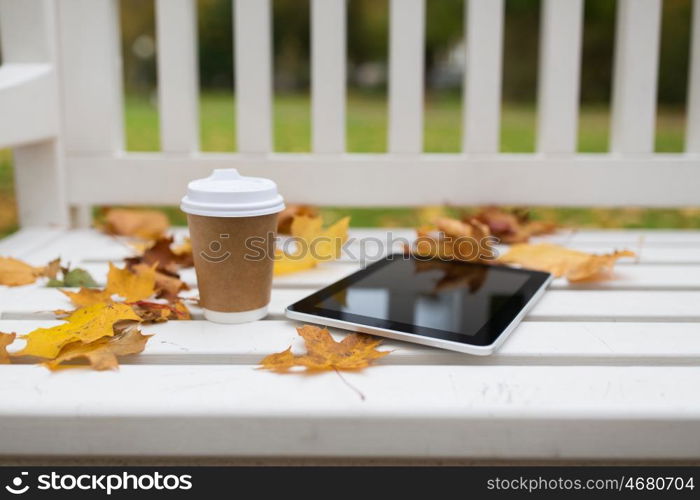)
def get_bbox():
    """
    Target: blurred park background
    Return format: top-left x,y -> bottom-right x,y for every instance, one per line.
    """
1,0 -> 699,236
